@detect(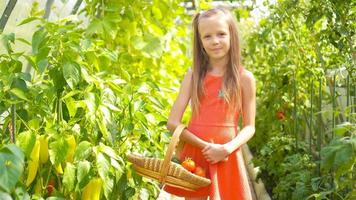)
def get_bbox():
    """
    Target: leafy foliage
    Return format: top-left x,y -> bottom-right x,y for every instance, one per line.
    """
0,0 -> 191,199
244,0 -> 355,199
